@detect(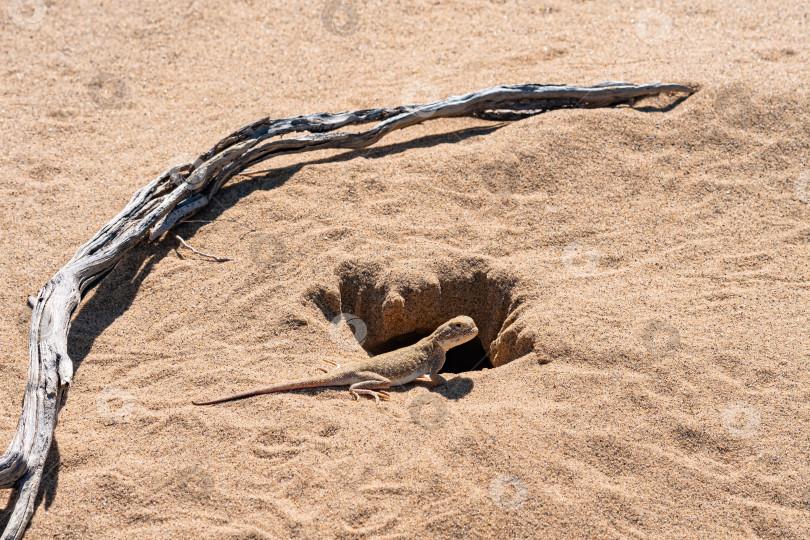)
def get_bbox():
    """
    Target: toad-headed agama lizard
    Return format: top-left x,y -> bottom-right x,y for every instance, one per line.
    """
193,316 -> 479,405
